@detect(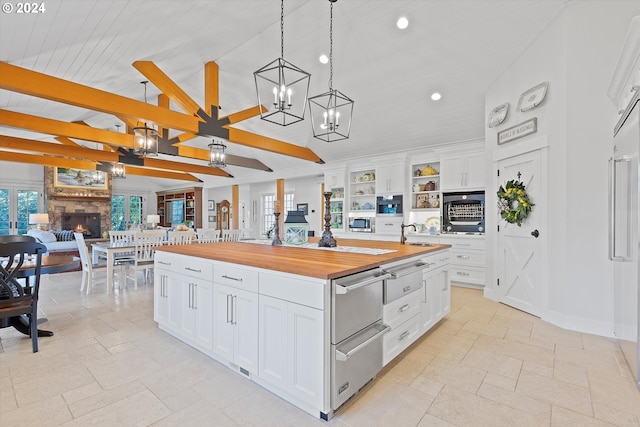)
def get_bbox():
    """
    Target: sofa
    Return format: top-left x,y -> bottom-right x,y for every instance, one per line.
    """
26,229 -> 78,253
